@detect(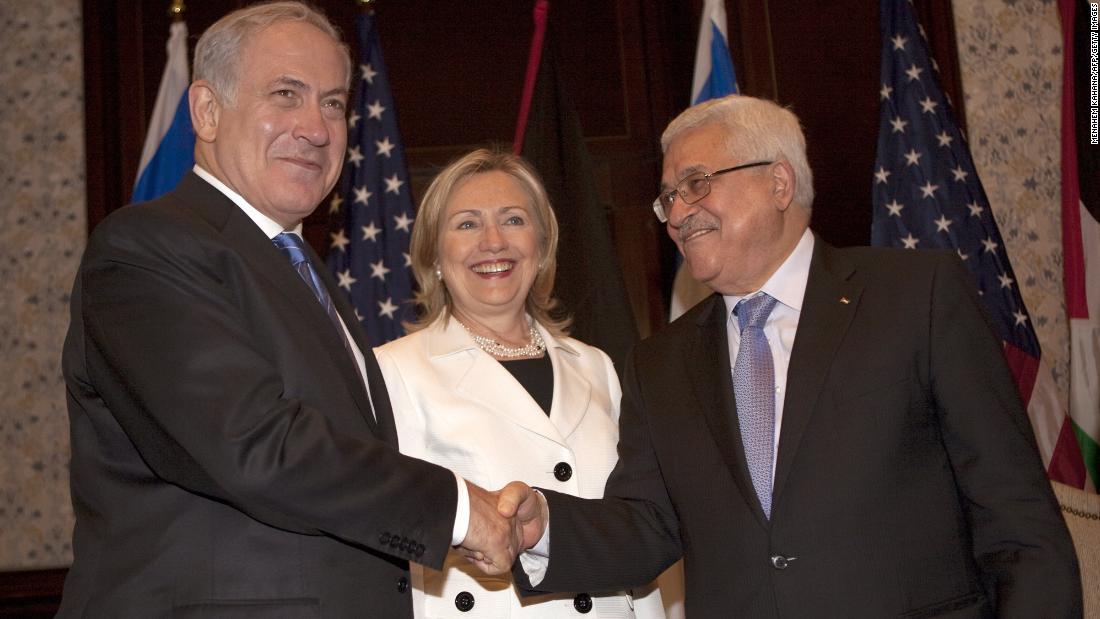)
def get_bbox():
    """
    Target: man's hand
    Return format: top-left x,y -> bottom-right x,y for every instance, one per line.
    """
457,481 -> 523,574
497,481 -> 547,552
457,481 -> 547,575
